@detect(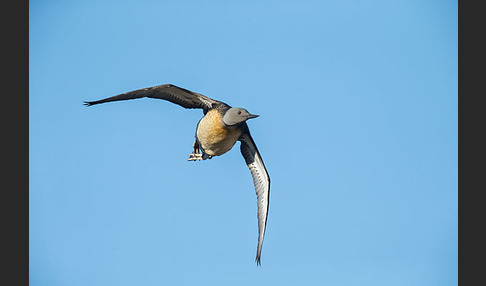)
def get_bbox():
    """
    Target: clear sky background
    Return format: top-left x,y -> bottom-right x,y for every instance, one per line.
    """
29,0 -> 458,285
